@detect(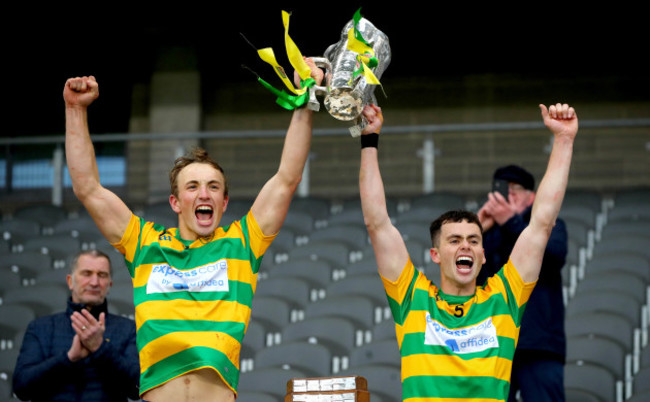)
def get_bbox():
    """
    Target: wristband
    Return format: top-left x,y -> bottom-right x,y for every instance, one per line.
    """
361,133 -> 379,149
